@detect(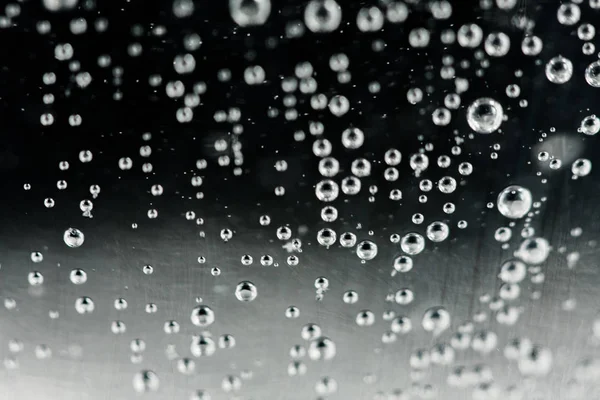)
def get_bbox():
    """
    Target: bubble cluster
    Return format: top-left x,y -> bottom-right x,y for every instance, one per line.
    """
3,1 -> 597,398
